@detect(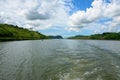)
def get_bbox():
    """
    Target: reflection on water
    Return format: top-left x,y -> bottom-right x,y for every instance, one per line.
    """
0,40 -> 120,80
